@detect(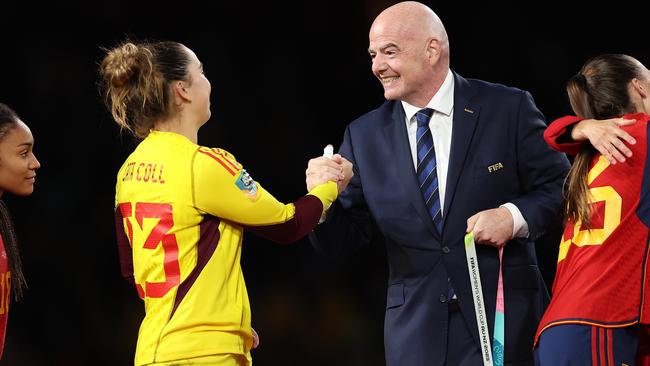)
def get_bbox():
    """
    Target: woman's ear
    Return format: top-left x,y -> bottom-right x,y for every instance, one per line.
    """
174,80 -> 191,102
631,78 -> 647,99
